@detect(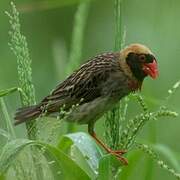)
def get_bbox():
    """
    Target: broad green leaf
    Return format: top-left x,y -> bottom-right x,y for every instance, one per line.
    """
58,132 -> 103,178
98,154 -> 112,180
0,87 -> 18,98
153,144 -> 180,171
0,139 -> 90,180
98,154 -> 123,180
70,146 -> 97,178
43,143 -> 90,180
